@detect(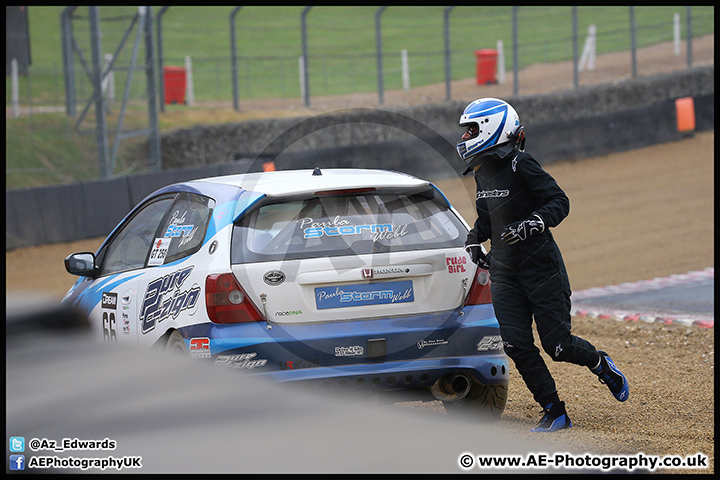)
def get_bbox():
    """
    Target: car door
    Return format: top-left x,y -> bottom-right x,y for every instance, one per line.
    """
134,192 -> 215,348
87,194 -> 177,344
